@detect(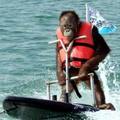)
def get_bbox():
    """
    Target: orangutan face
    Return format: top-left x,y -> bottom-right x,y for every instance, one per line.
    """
59,13 -> 79,41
